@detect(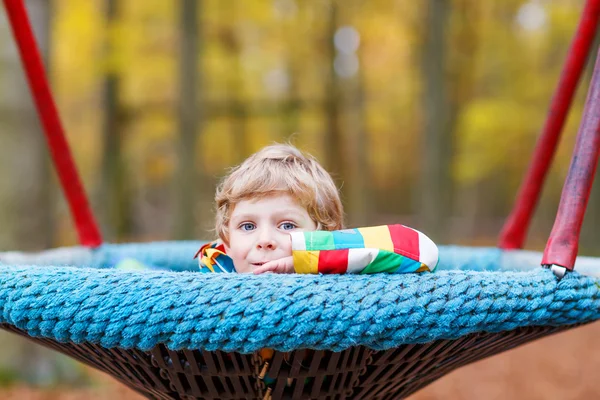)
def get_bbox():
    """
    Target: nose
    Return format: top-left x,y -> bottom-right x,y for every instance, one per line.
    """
256,228 -> 277,250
